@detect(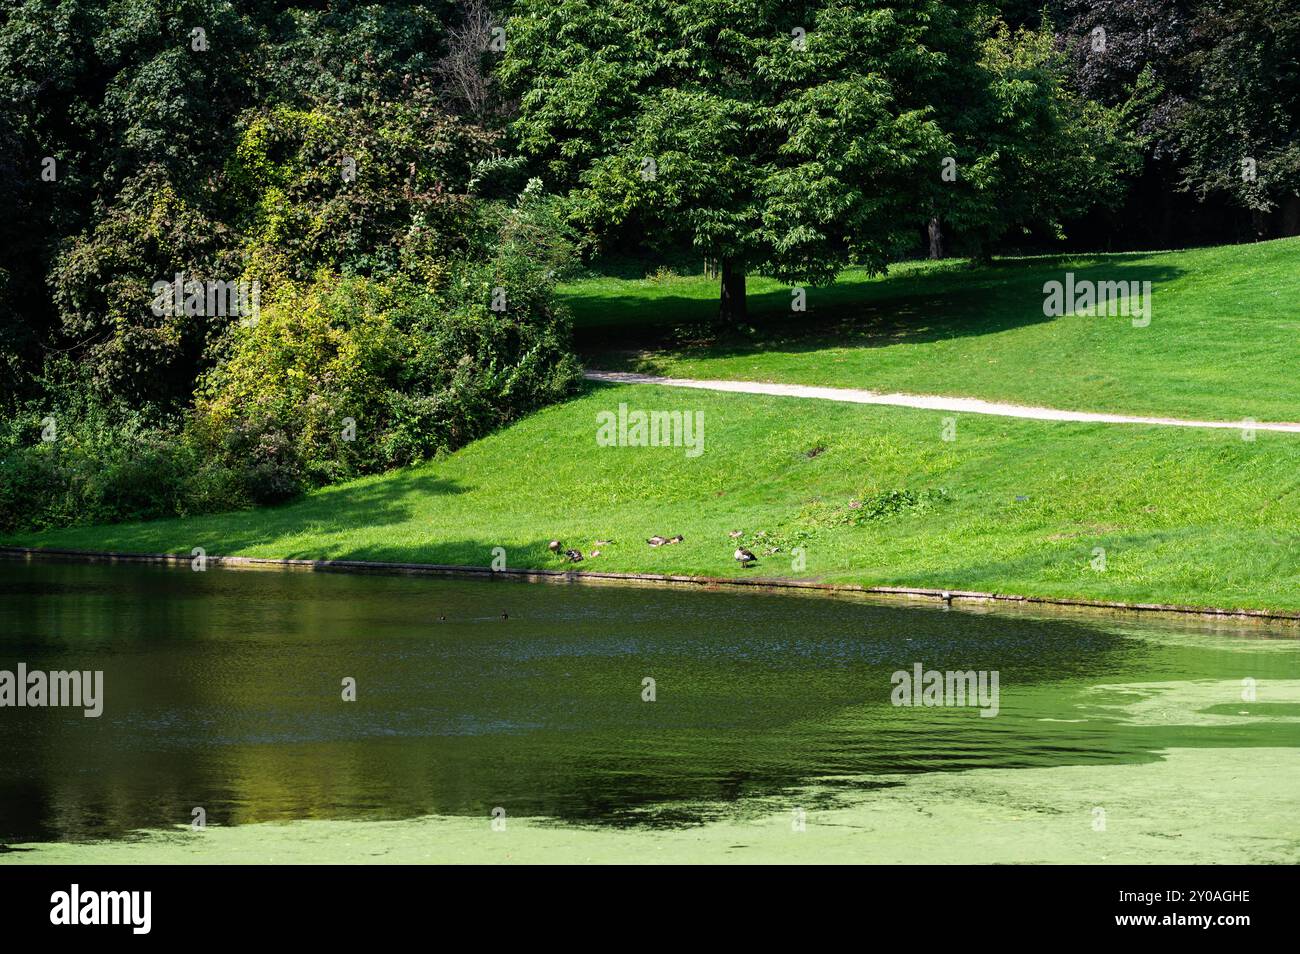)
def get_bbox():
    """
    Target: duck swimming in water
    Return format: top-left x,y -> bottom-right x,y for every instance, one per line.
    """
734,547 -> 757,567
